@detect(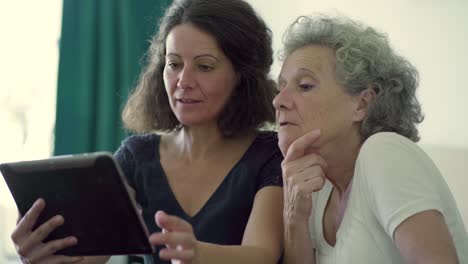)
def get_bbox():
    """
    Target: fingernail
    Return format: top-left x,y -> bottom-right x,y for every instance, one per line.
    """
34,198 -> 44,207
155,211 -> 166,227
156,210 -> 165,217
54,215 -> 64,223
